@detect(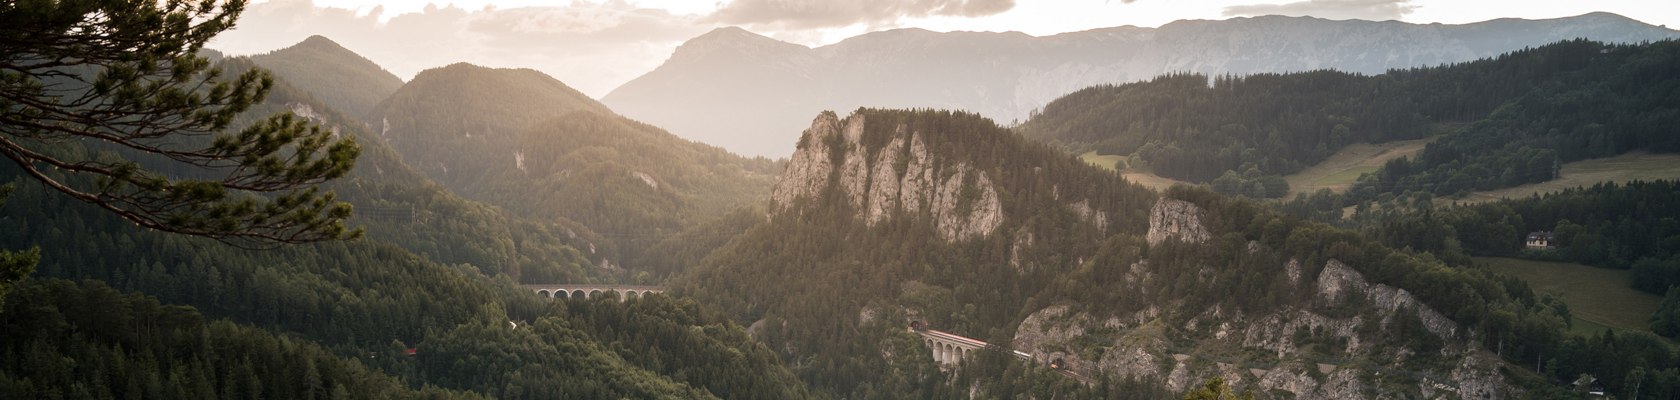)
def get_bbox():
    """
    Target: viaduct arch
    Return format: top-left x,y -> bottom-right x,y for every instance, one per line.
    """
524,284 -> 664,301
